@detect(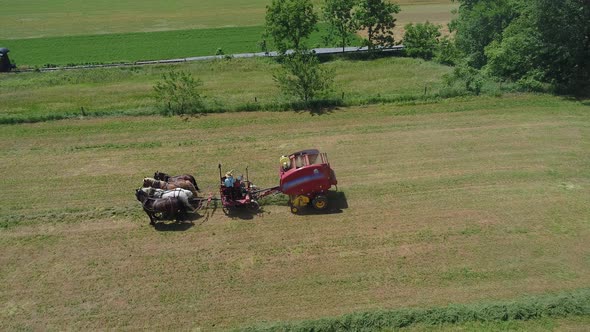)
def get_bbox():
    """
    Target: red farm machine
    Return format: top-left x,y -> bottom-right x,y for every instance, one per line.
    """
218,149 -> 338,214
